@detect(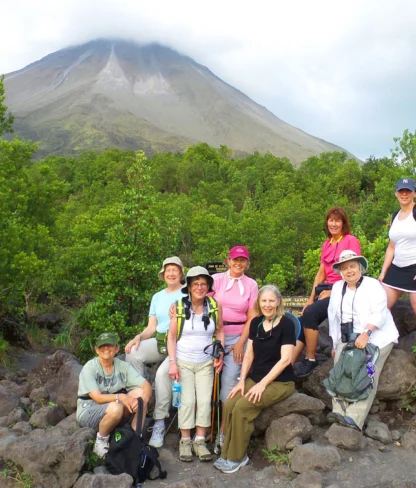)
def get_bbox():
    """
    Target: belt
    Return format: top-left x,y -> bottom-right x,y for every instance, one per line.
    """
223,321 -> 245,326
